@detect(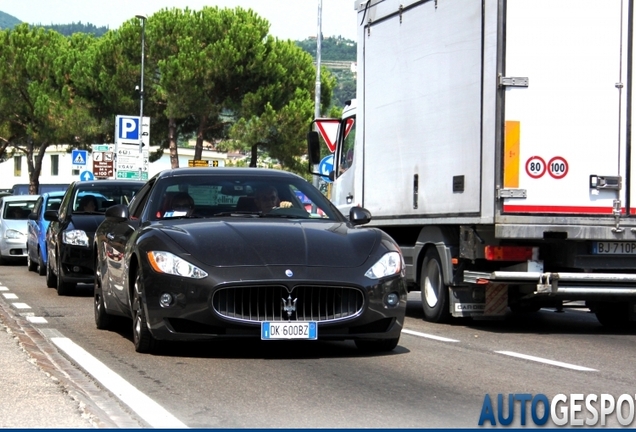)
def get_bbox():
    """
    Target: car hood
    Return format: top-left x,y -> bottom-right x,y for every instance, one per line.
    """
158,220 -> 380,268
70,214 -> 105,233
1,219 -> 28,234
